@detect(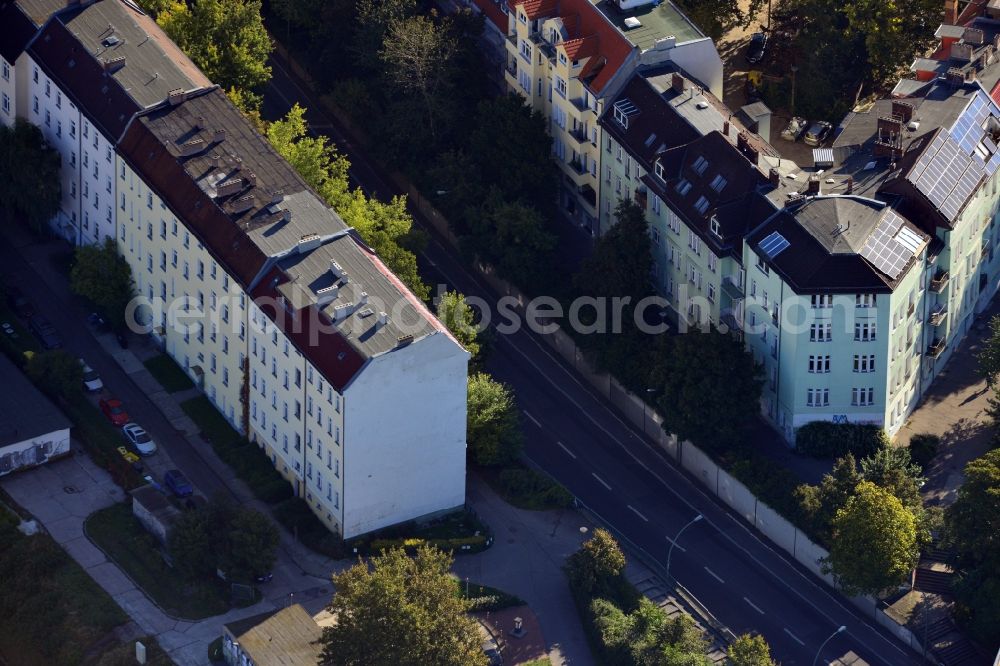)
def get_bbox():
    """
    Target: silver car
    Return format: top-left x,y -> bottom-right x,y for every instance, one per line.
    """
781,116 -> 809,141
123,423 -> 157,456
80,359 -> 103,392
